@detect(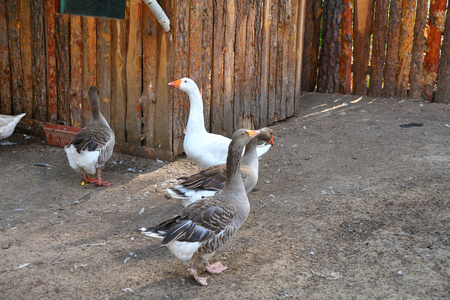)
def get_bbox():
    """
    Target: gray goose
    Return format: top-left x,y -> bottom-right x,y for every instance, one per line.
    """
64,86 -> 115,187
167,127 -> 274,206
140,129 -> 260,286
